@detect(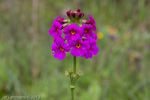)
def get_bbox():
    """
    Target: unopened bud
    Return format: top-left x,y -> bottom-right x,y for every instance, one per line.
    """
62,23 -> 68,28
79,13 -> 84,18
77,70 -> 83,77
65,71 -> 69,77
72,74 -> 76,79
68,68 -> 73,75
77,9 -> 80,12
71,12 -> 76,18
81,20 -> 86,24
58,19 -> 69,24
66,10 -> 72,17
